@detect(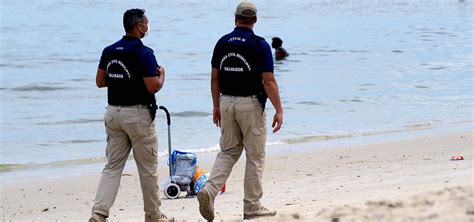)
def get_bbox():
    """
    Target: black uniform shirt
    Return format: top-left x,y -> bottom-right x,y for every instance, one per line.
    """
98,36 -> 158,106
211,27 -> 273,96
